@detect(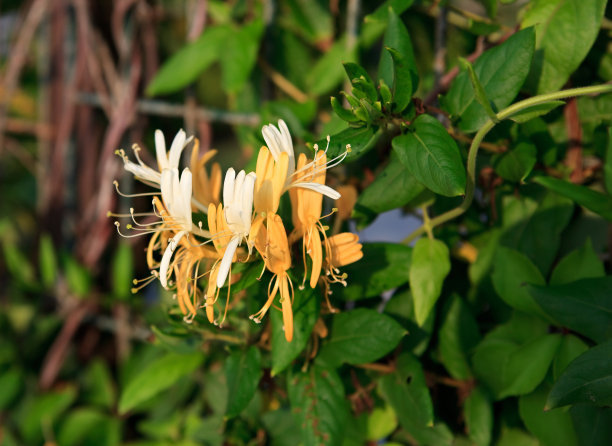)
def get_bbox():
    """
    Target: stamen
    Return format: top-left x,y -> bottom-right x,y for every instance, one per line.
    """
113,181 -> 160,198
